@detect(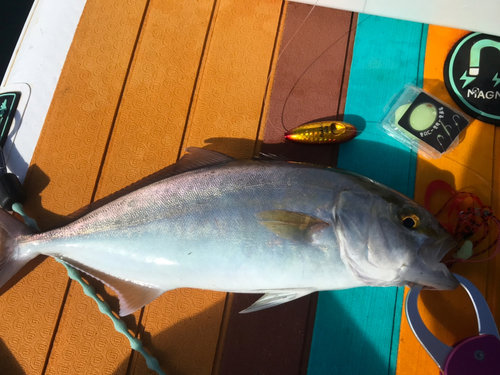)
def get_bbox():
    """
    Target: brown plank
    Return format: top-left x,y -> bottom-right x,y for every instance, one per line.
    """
260,3 -> 356,166
217,4 -> 357,375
